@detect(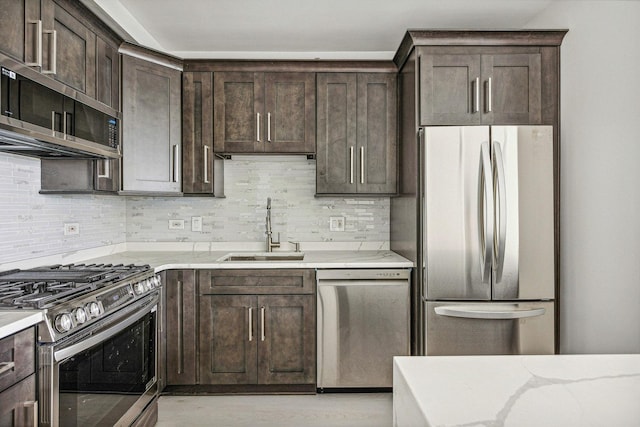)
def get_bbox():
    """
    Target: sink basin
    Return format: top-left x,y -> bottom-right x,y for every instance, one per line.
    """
218,252 -> 305,262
